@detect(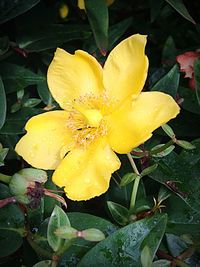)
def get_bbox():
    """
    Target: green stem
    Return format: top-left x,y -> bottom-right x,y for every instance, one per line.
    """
150,139 -> 174,155
127,153 -> 140,175
27,233 -> 52,258
127,153 -> 140,212
0,173 -> 11,184
175,259 -> 191,267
